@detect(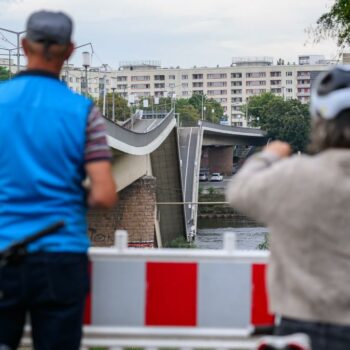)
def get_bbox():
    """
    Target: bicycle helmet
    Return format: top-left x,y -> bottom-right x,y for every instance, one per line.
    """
310,65 -> 350,120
